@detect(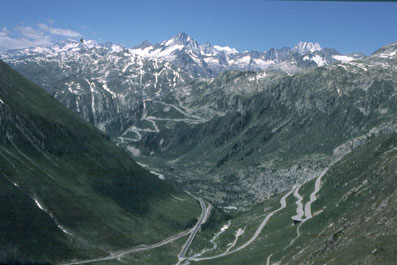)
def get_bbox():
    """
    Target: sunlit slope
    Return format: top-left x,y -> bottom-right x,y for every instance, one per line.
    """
177,133 -> 397,265
134,42 -> 397,207
0,60 -> 200,264
281,133 -> 397,265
